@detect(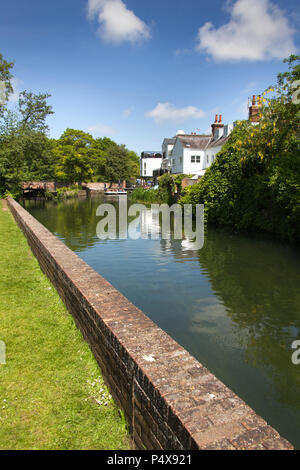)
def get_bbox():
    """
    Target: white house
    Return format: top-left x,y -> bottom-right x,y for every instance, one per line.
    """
170,132 -> 211,176
164,115 -> 232,177
140,151 -> 163,179
161,97 -> 262,178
